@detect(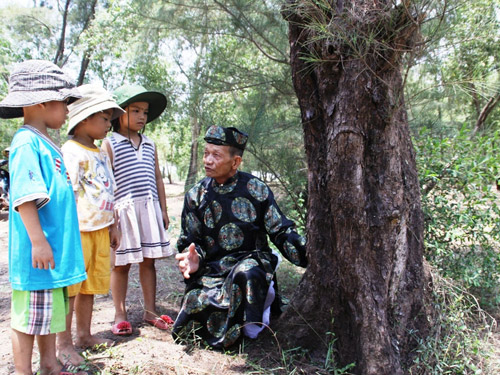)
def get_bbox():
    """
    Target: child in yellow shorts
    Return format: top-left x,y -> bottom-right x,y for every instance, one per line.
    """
57,84 -> 124,366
